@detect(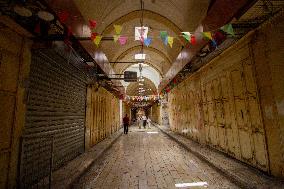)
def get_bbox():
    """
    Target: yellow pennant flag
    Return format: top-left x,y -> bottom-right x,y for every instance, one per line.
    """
167,36 -> 174,48
202,32 -> 212,40
113,35 -> 120,43
93,35 -> 102,47
114,25 -> 122,34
